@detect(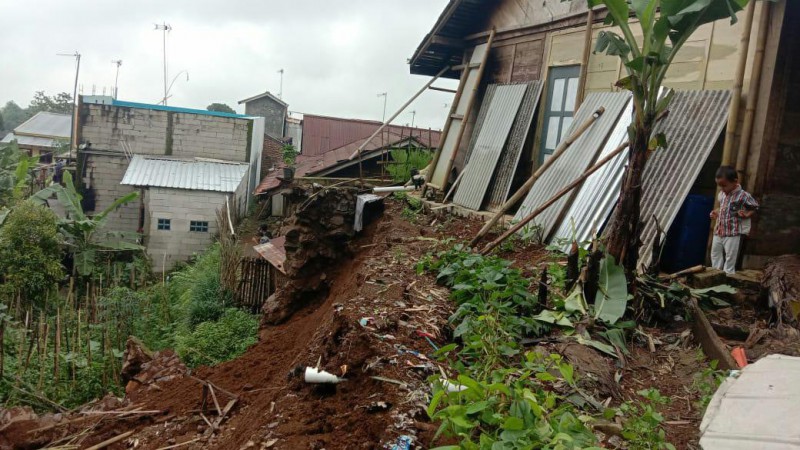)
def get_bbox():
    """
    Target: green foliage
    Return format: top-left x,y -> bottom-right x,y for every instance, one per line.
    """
386,147 -> 432,183
1,101 -> 31,132
594,255 -> 629,324
0,201 -> 63,308
693,359 -> 726,413
0,141 -> 39,210
282,144 -> 298,166
27,91 -> 74,115
32,171 -> 142,276
176,308 -> 258,367
394,191 -> 424,222
616,389 -> 676,450
206,103 -> 237,114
